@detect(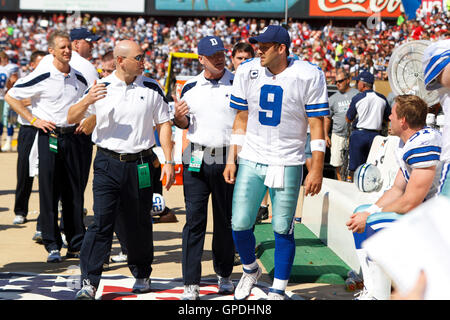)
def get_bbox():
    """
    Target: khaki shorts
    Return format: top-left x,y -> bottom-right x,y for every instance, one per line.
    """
330,133 -> 347,167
